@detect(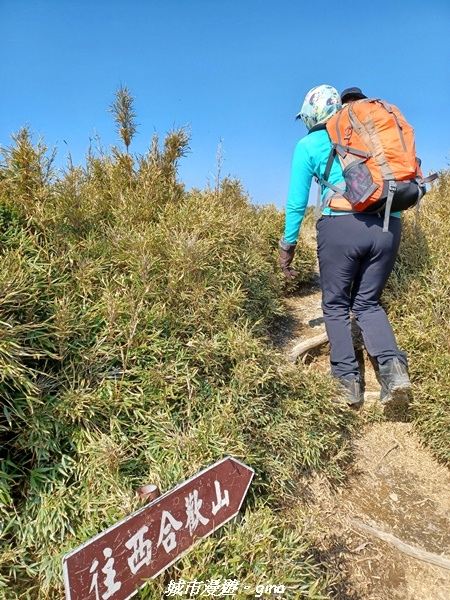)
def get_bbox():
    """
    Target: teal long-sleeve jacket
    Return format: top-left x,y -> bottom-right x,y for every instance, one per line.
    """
282,125 -> 347,244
